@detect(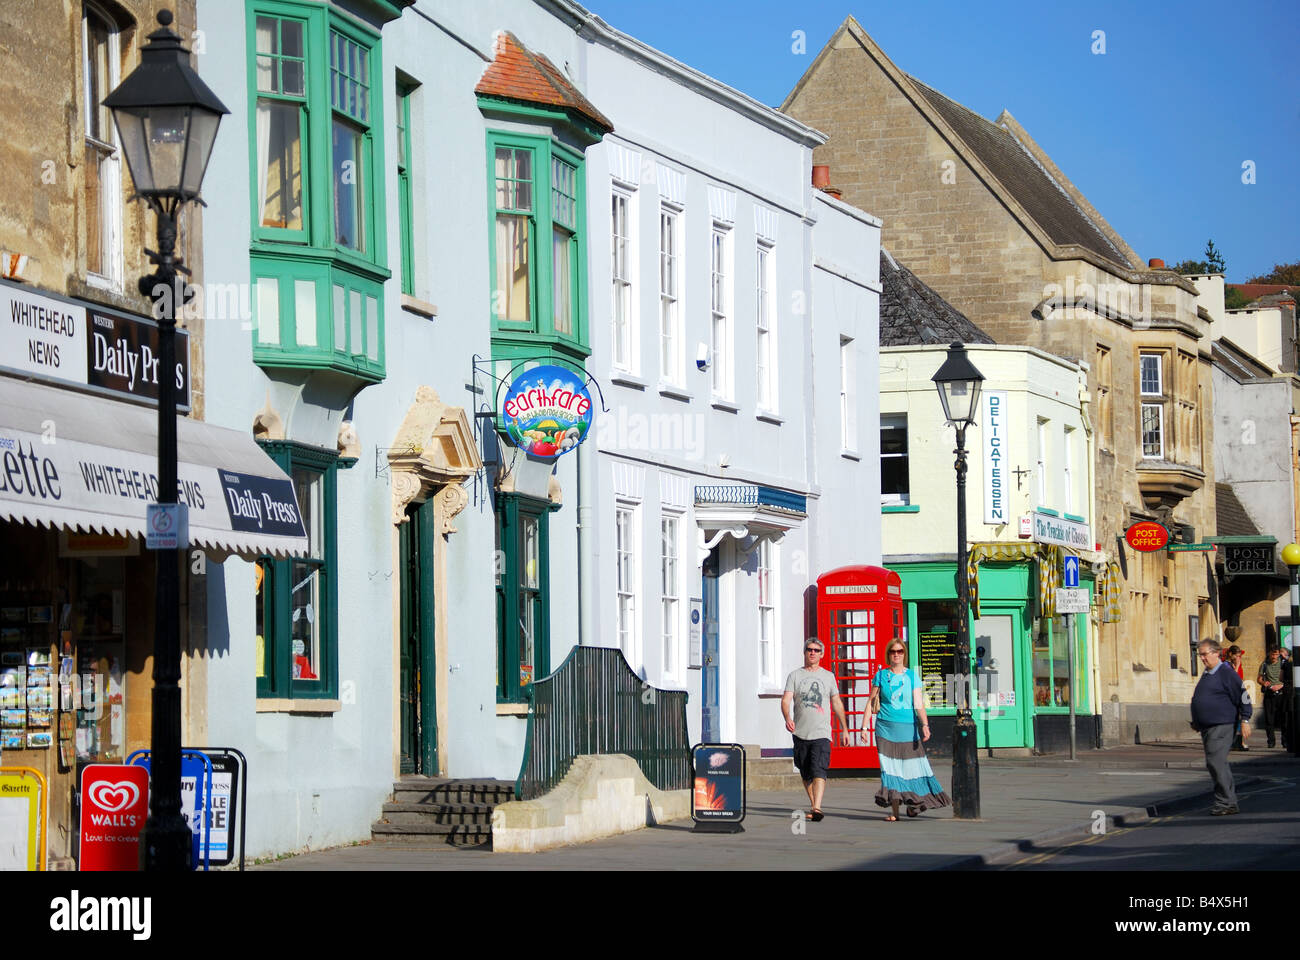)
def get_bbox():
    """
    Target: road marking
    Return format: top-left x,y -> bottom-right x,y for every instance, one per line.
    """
1097,771 -> 1166,776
